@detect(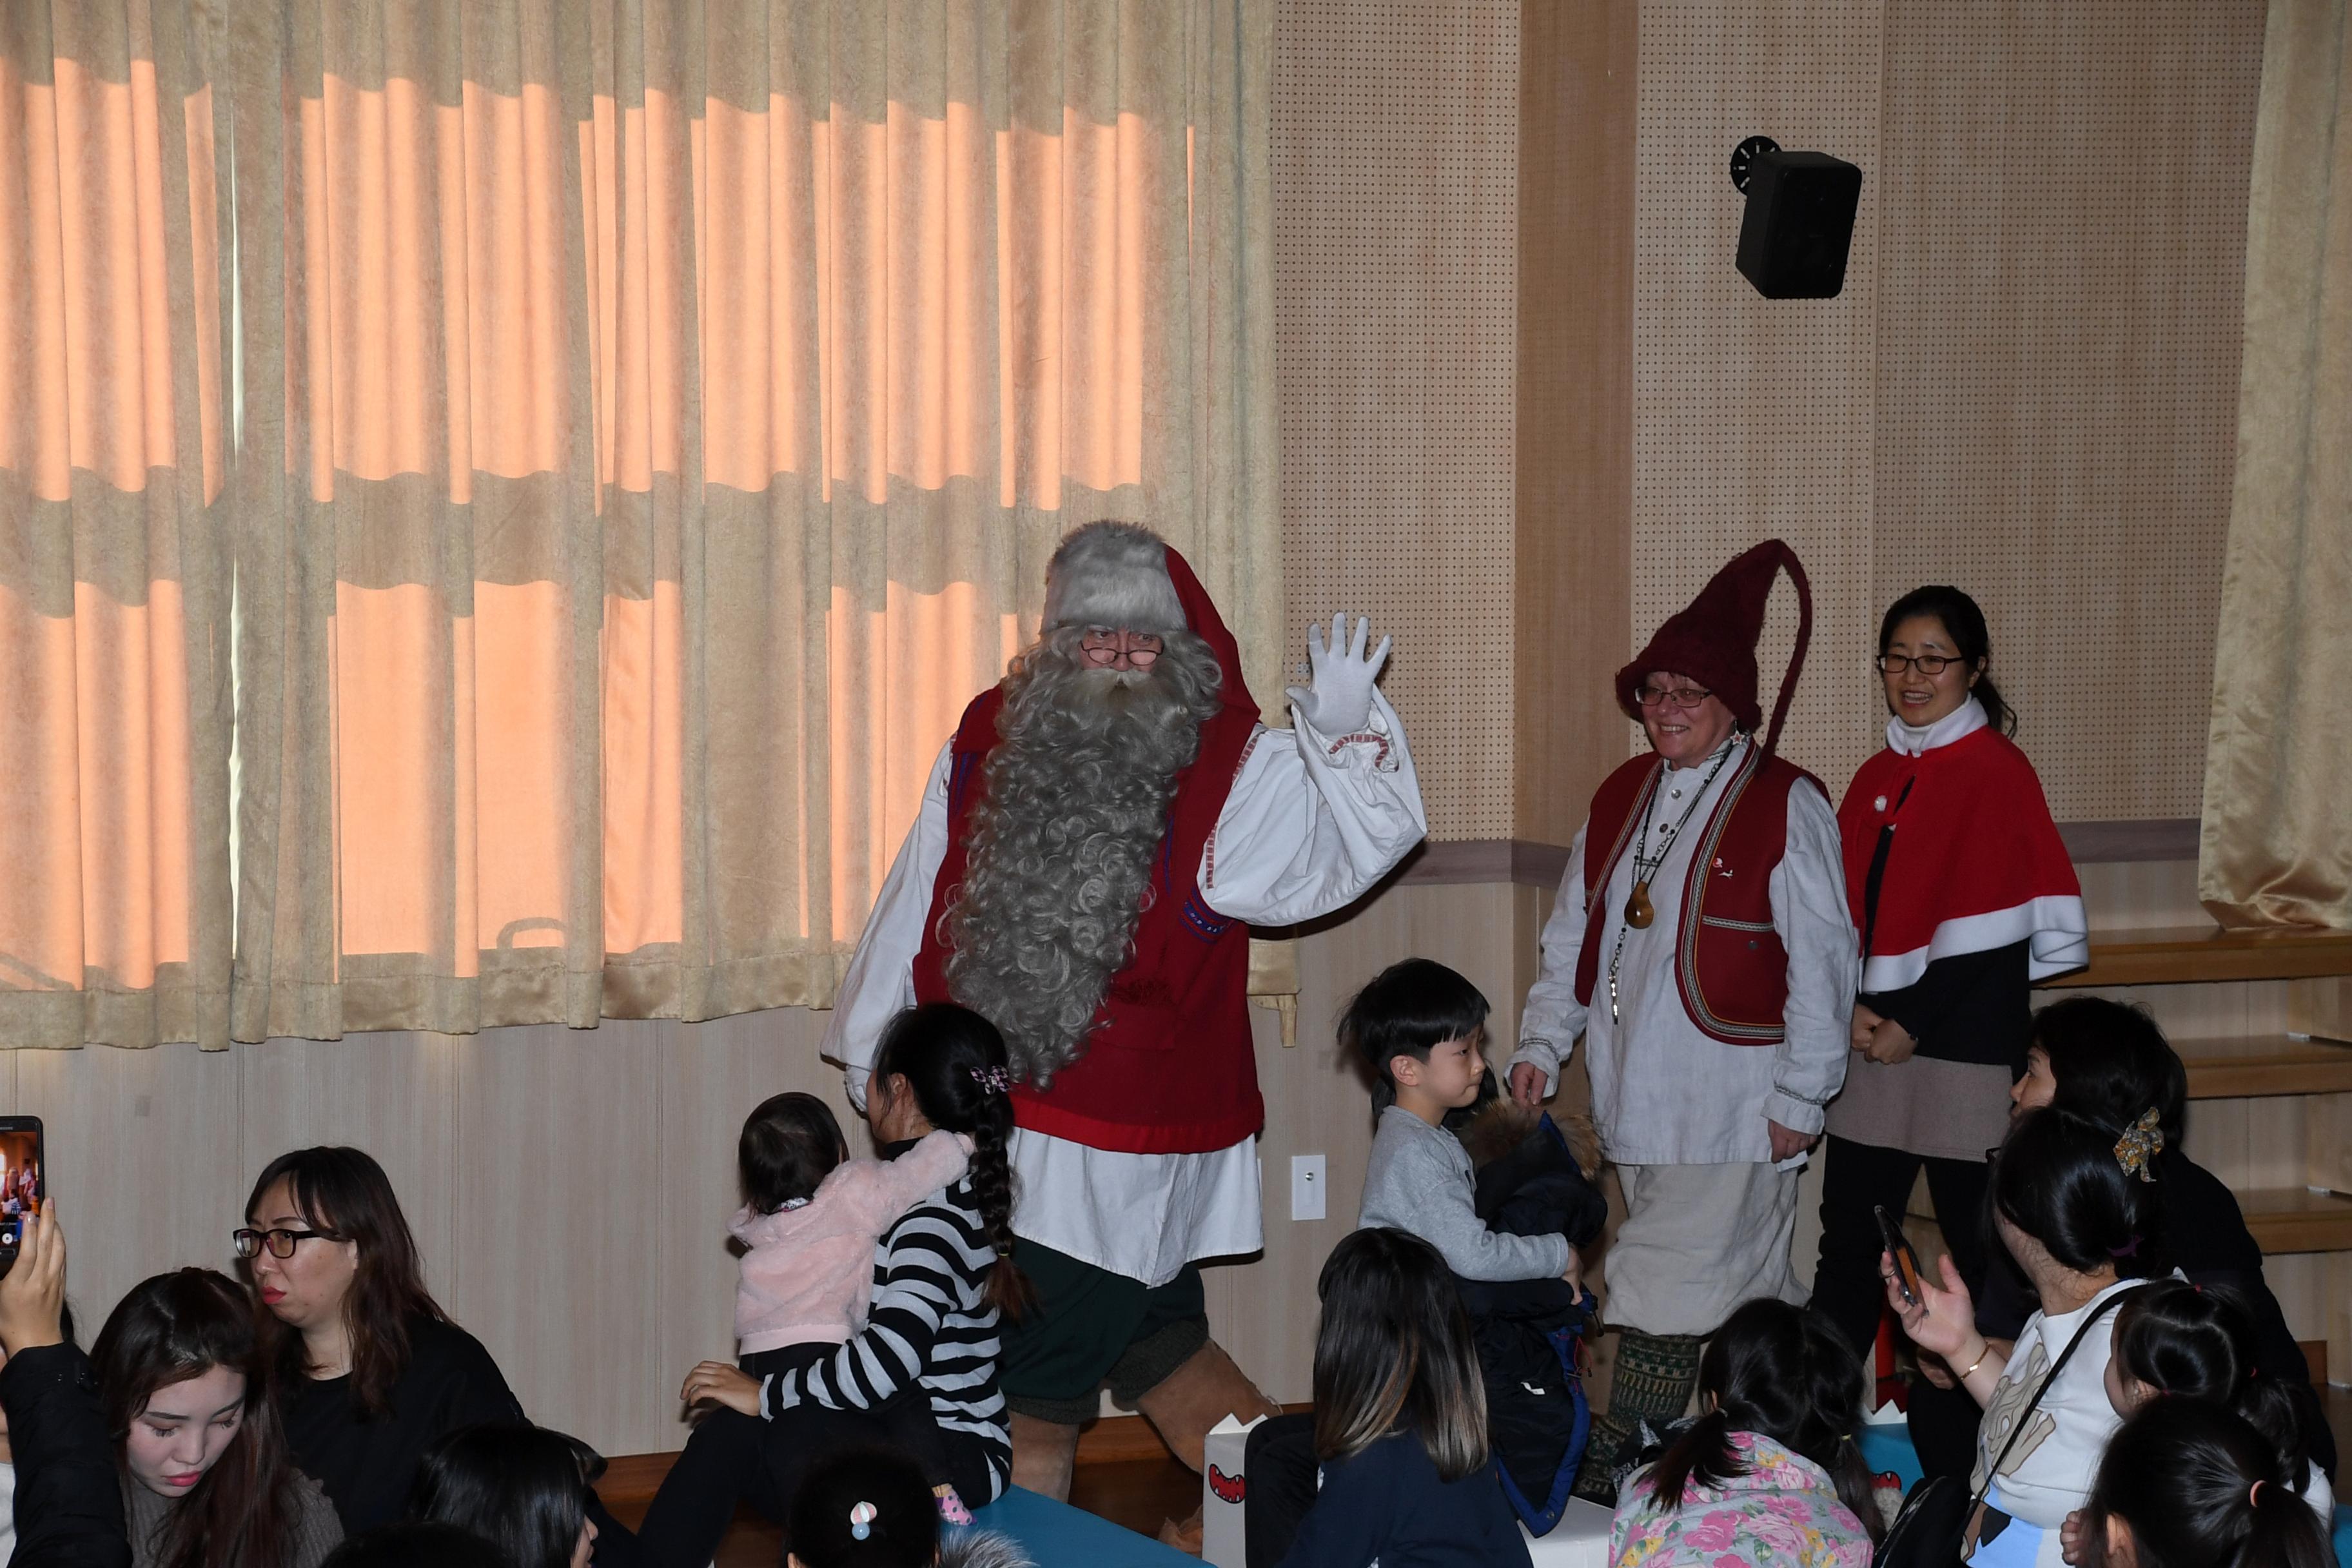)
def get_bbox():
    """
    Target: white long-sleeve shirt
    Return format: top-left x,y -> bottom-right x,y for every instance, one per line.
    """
1509,735 -> 1857,1166
822,690 -> 1427,1286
